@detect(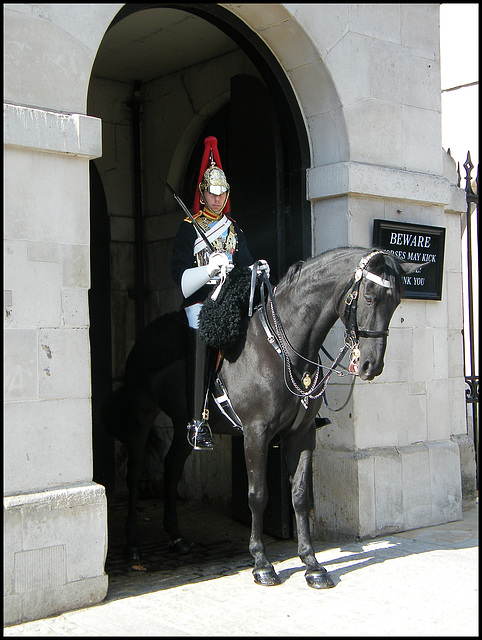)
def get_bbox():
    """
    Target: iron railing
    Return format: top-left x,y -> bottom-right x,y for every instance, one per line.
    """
458,151 -> 479,470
